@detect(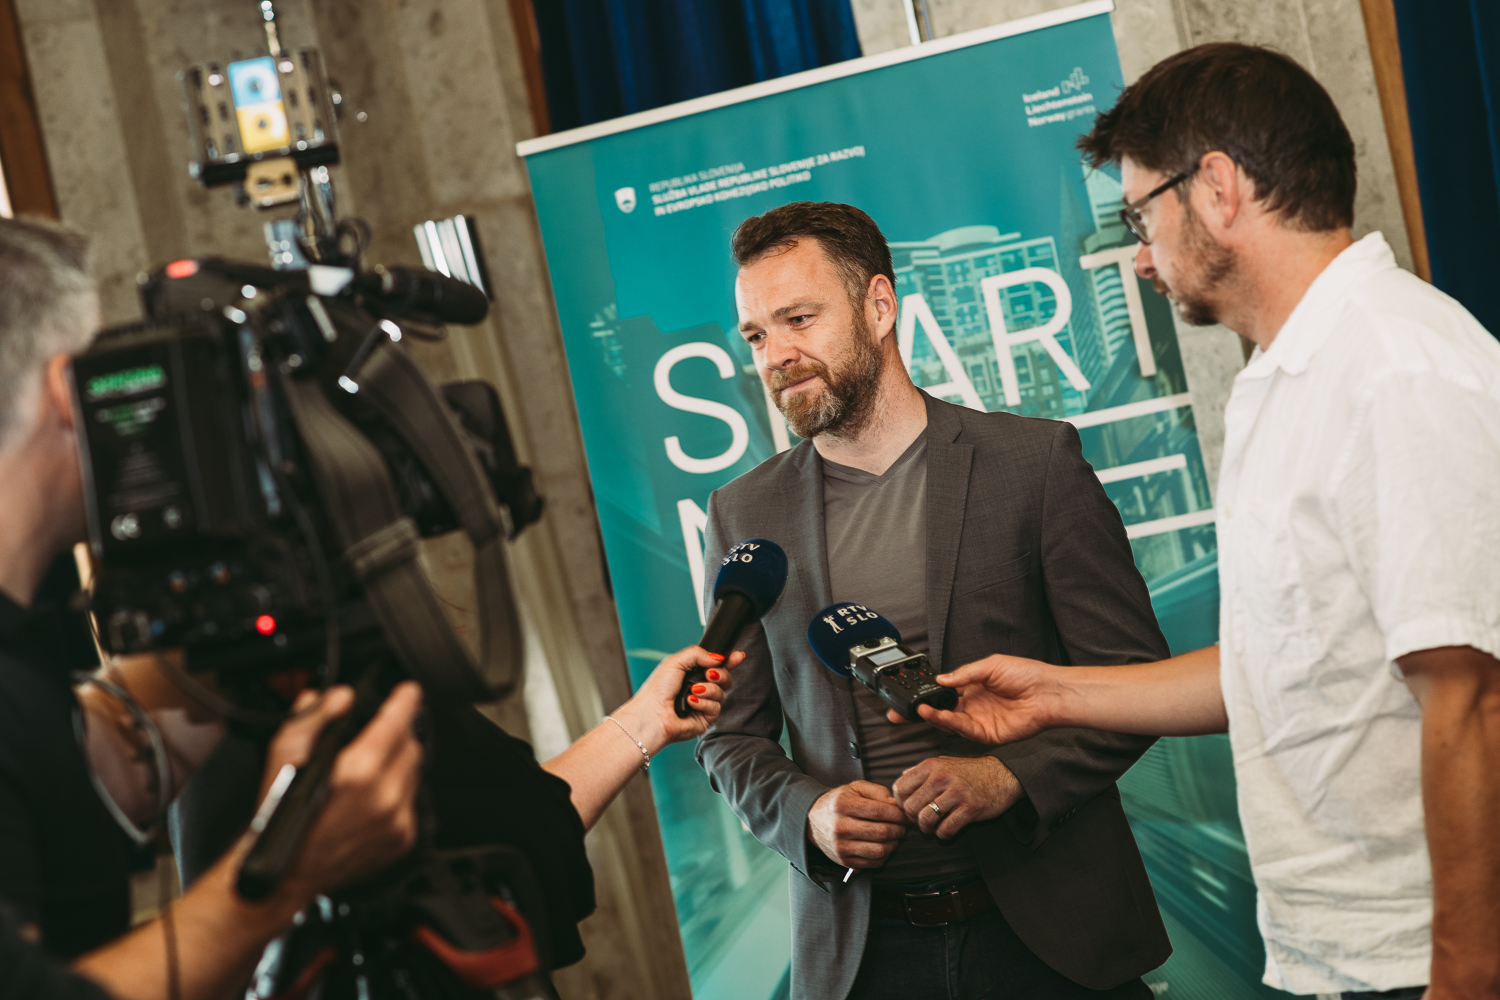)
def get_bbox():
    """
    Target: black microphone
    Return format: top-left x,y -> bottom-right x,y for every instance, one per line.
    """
807,603 -> 957,720
675,538 -> 788,717
354,265 -> 490,325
